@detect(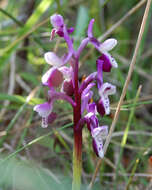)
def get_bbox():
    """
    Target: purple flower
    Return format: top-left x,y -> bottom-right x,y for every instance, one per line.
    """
34,102 -> 53,128
34,14 -> 118,159
92,126 -> 108,158
81,83 -> 95,114
84,103 -> 108,158
50,14 -> 74,40
42,52 -> 64,88
42,52 -> 73,89
97,83 -> 116,116
88,19 -> 118,72
50,14 -> 64,39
